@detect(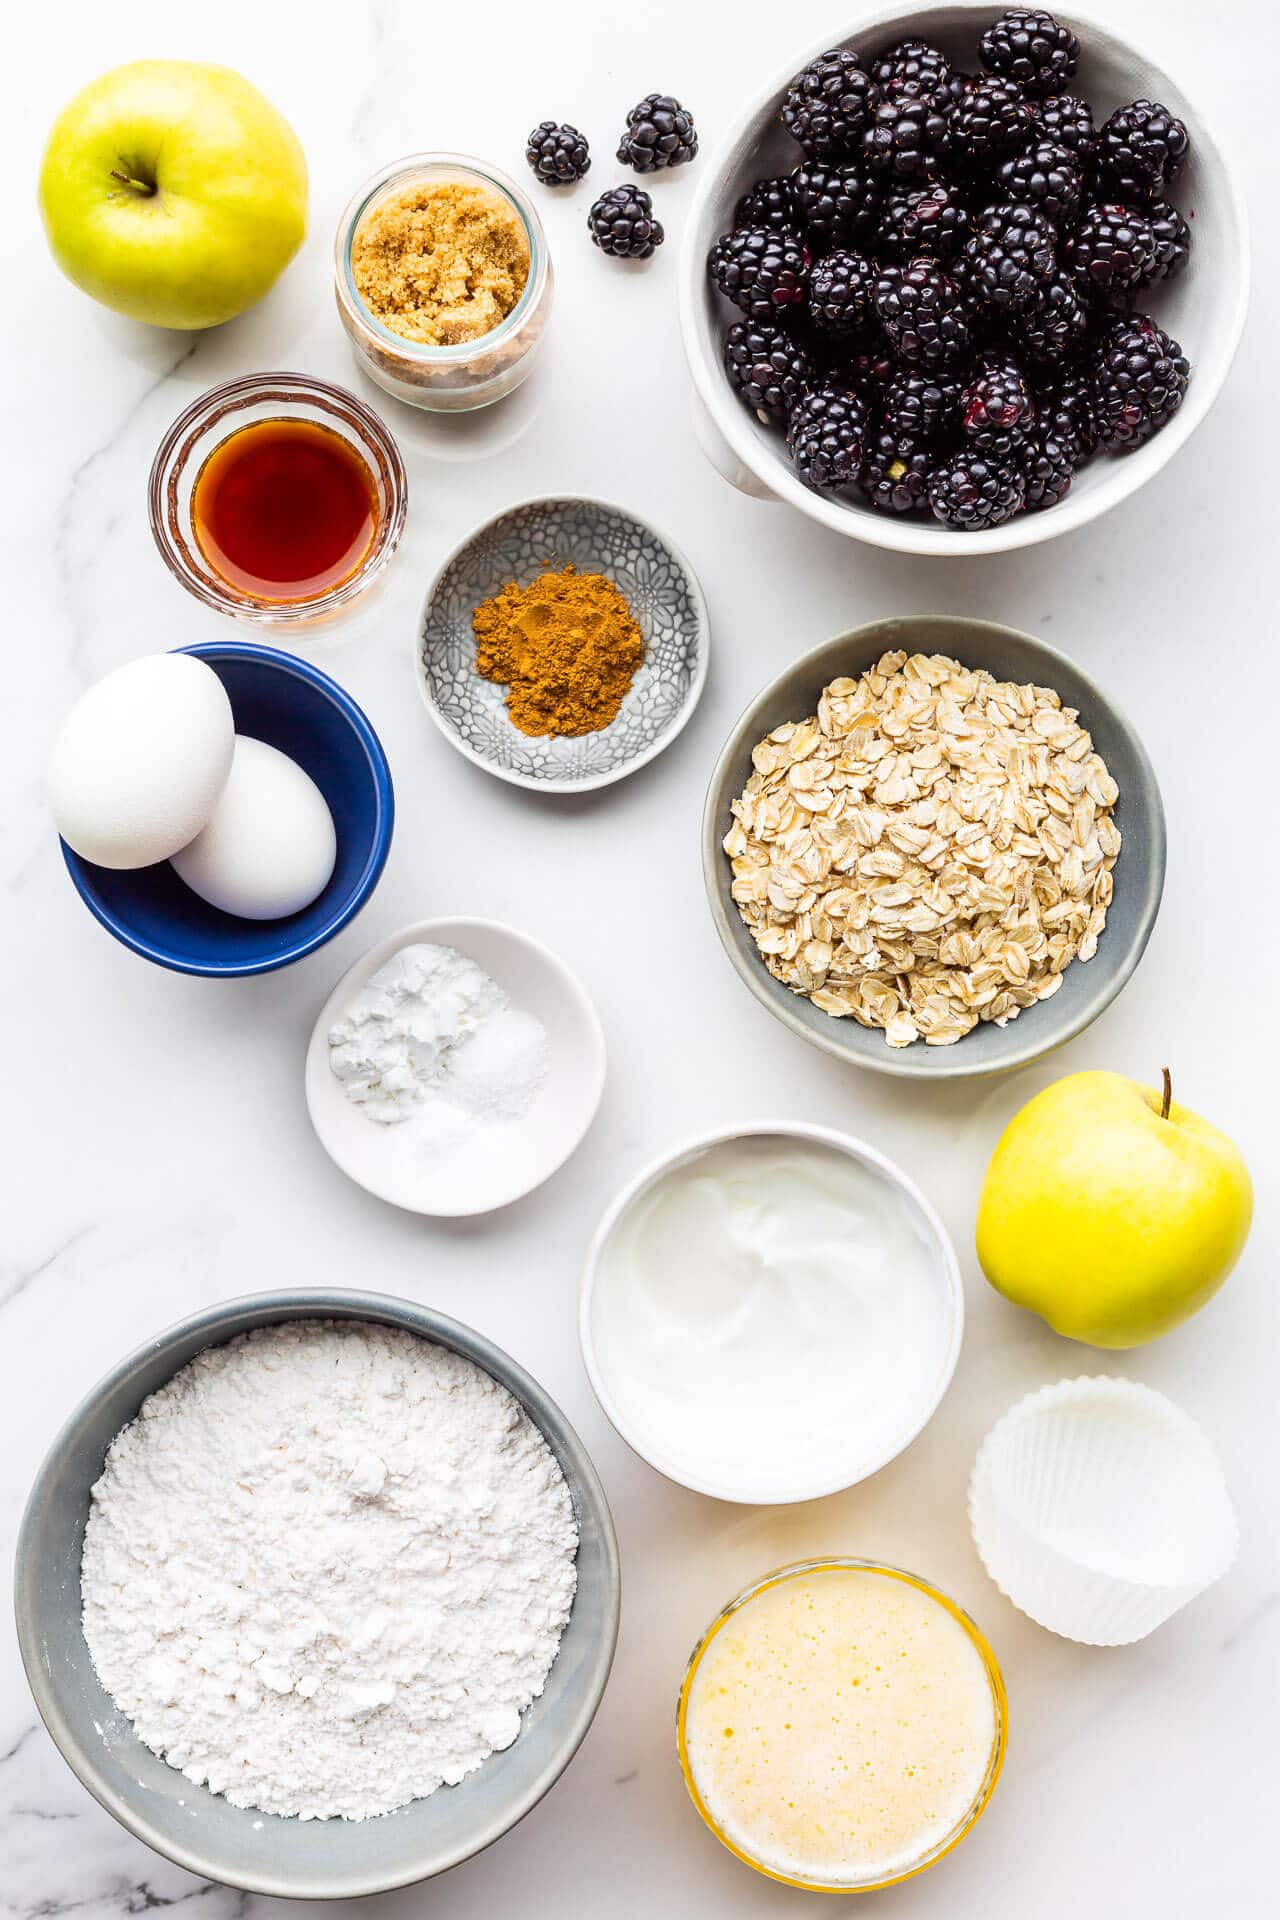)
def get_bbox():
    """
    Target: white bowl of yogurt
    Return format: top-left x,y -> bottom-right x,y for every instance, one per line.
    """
580,1122 -> 962,1504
